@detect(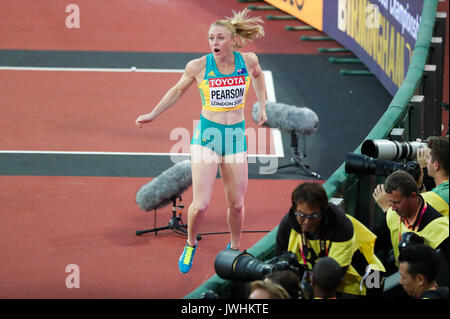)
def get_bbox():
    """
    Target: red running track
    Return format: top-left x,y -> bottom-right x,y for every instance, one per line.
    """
0,176 -> 306,298
0,69 -> 274,155
0,0 -> 341,54
1,0 -> 320,299
1,0 -> 447,299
